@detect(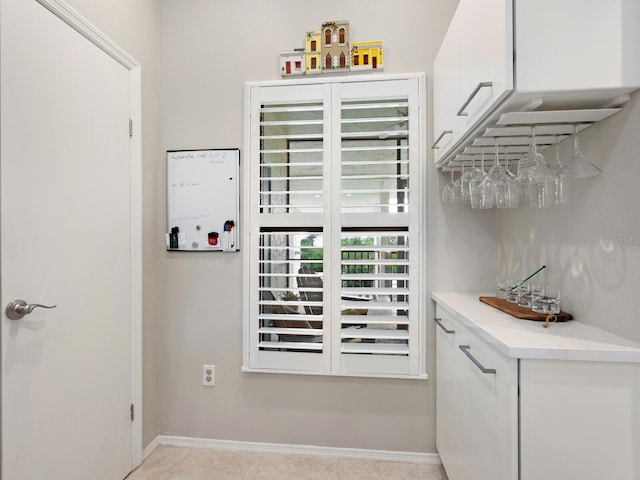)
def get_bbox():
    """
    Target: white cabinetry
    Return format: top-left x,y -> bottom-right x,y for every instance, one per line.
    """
433,0 -> 512,164
434,293 -> 640,480
433,0 -> 640,168
435,313 -> 517,480
520,360 -> 640,479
